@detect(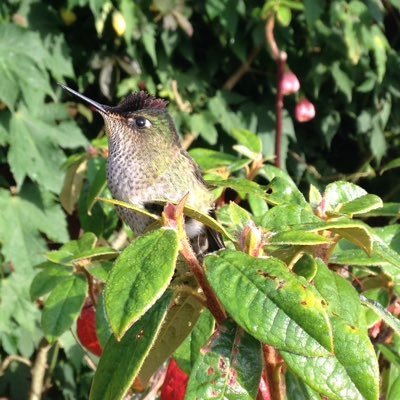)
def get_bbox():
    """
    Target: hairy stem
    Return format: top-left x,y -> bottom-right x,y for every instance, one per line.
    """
263,345 -> 285,400
29,339 -> 52,400
180,239 -> 227,325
